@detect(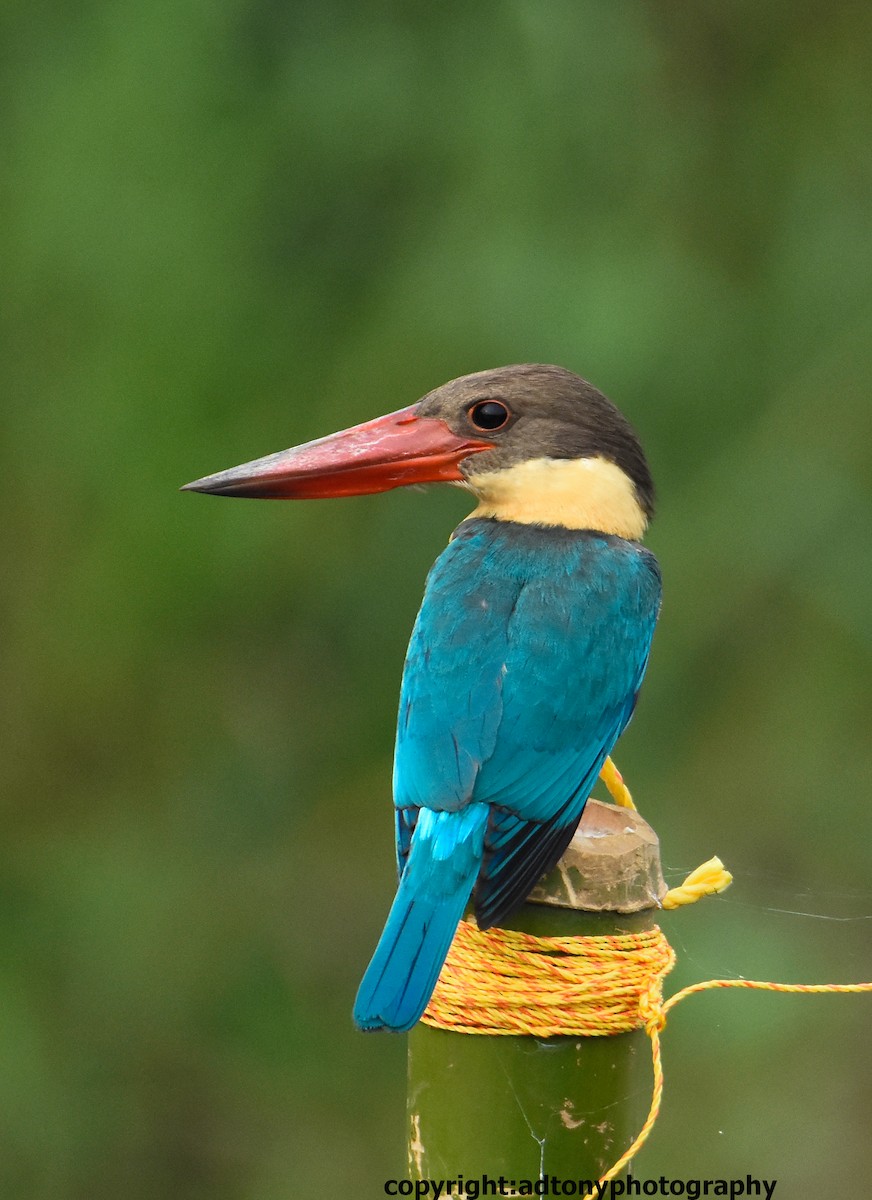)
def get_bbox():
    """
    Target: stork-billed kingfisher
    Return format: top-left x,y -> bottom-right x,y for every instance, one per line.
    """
184,364 -> 660,1033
